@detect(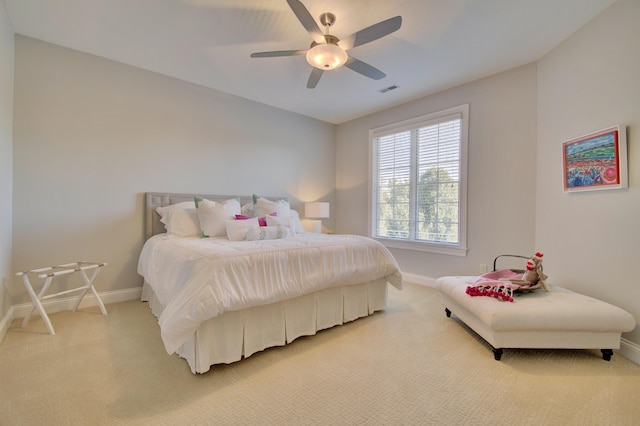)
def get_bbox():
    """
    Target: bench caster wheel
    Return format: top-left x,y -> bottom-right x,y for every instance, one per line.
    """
493,348 -> 503,361
601,349 -> 613,361
445,308 -> 451,318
